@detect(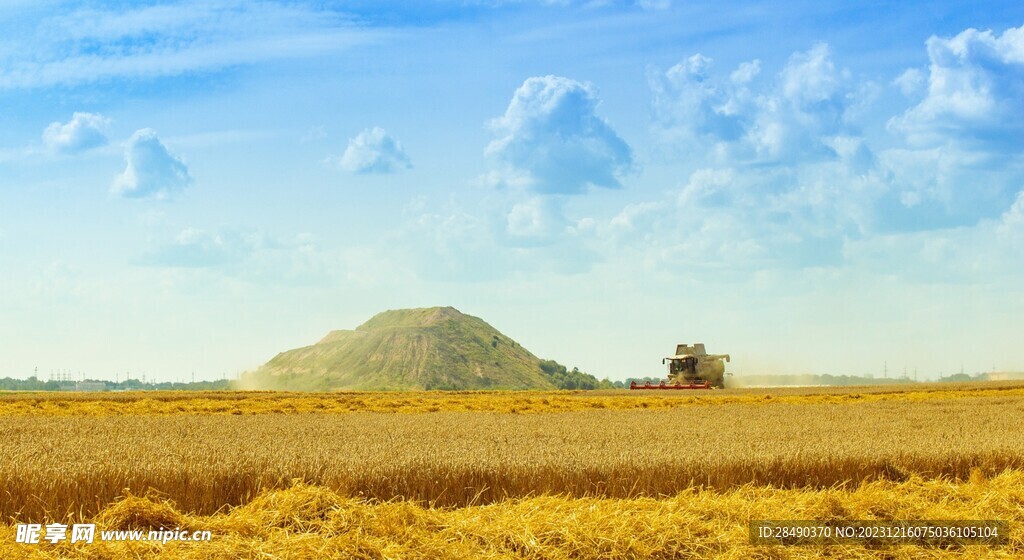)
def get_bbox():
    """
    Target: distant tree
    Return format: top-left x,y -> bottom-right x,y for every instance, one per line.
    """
538,360 -> 611,390
0,376 -> 234,392
0,376 -> 61,391
539,360 -> 566,376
